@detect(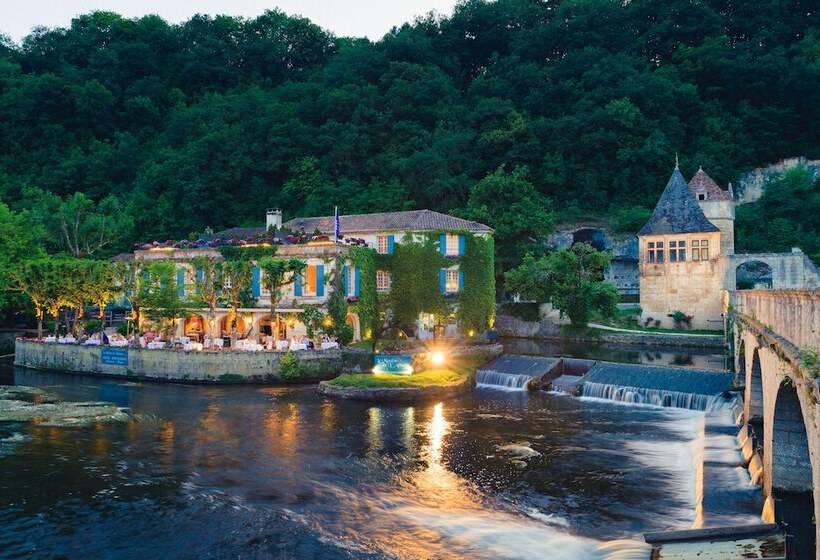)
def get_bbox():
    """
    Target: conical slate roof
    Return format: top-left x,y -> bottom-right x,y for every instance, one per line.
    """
638,168 -> 720,236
